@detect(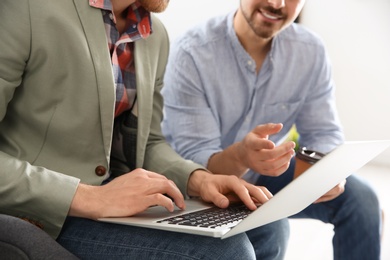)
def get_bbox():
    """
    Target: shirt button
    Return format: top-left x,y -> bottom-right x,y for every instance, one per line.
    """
247,60 -> 252,65
109,13 -> 114,20
95,166 -> 107,176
